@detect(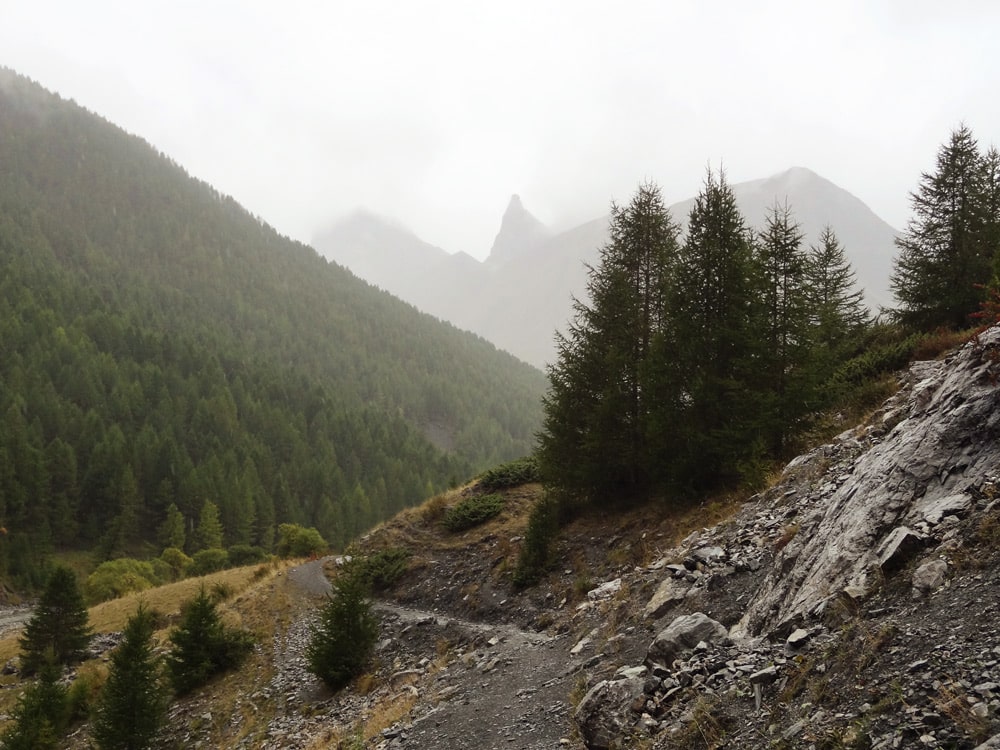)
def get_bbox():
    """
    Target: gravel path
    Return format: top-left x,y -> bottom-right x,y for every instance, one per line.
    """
282,558 -> 582,749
